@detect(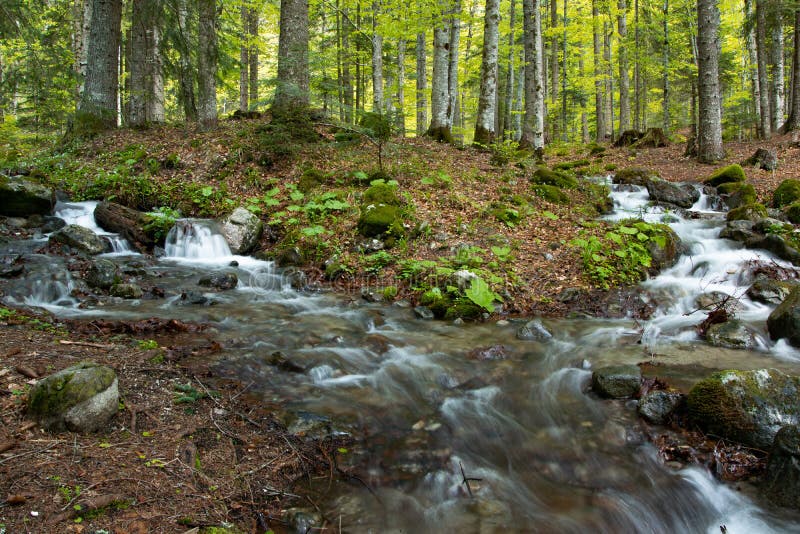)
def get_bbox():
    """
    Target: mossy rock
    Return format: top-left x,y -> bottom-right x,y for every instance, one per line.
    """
704,164 -> 746,187
687,369 -> 800,449
785,202 -> 800,224
725,202 -> 768,222
357,204 -> 403,238
0,176 -> 54,217
588,143 -> 606,156
553,159 -> 590,171
297,168 -> 328,193
444,298 -> 484,320
644,223 -> 683,271
419,289 -> 452,319
363,183 -> 403,206
767,286 -> 800,345
531,168 -> 577,189
532,184 -> 569,203
772,179 -> 800,208
489,205 -> 523,225
28,362 -> 119,433
612,167 -> 658,186
717,182 -> 756,209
